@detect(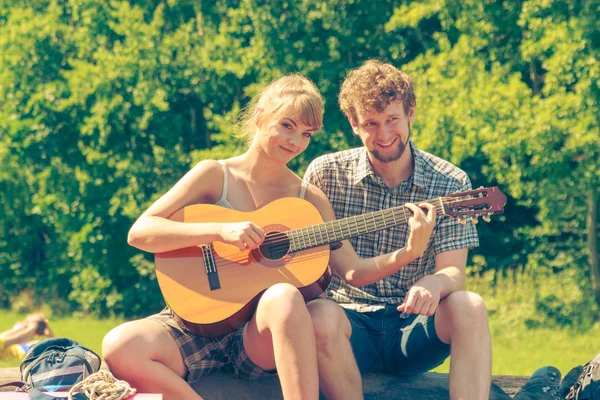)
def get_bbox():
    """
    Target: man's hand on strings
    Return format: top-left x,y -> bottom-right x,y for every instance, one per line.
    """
404,202 -> 436,260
